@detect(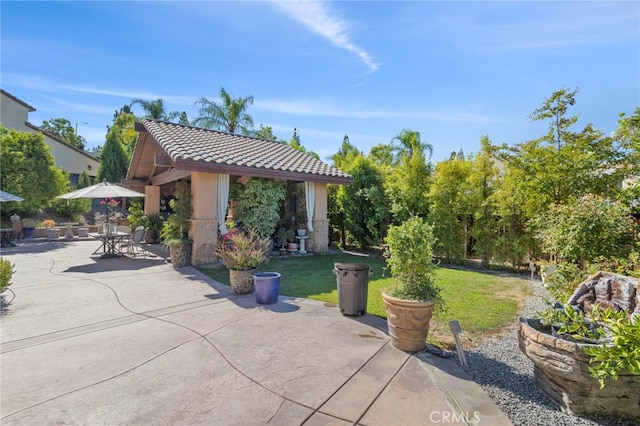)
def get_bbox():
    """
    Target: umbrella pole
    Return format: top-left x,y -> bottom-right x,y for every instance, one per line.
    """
104,198 -> 109,230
